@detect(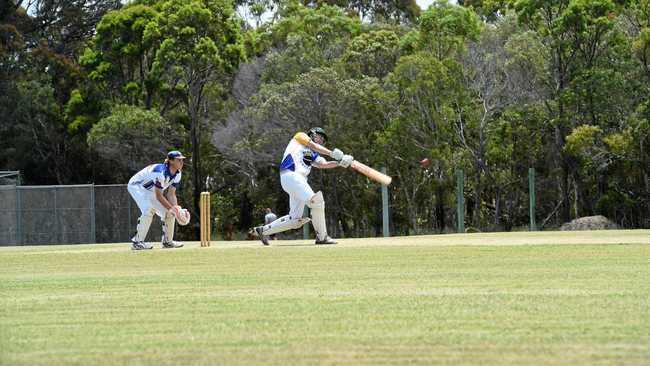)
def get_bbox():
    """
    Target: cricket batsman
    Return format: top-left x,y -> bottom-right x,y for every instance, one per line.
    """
254,127 -> 353,245
127,150 -> 187,250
